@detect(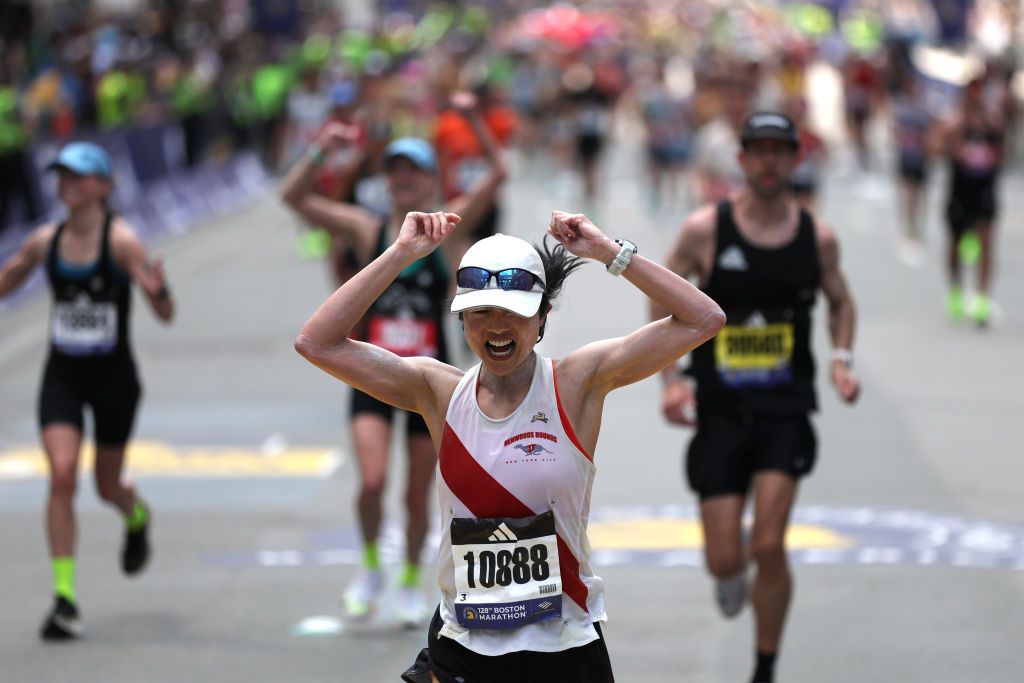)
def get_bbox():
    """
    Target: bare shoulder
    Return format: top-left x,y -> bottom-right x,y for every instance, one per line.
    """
23,223 -> 59,258
420,356 -> 466,399
813,218 -> 839,264
682,203 -> 717,237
